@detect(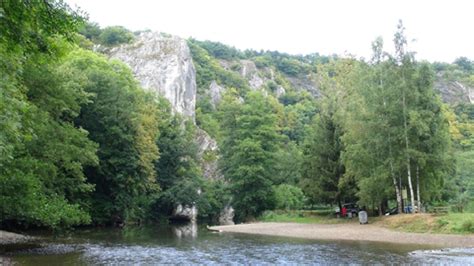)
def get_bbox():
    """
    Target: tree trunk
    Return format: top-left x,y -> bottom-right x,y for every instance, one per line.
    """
382,78 -> 403,215
402,90 -> 415,214
416,165 -> 421,213
389,134 -> 402,214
